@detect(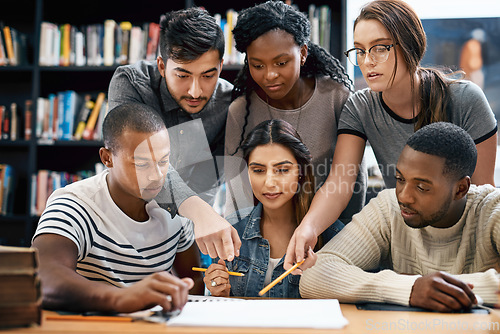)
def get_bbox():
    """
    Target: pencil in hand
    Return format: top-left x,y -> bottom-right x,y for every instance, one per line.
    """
258,259 -> 305,296
191,266 -> 245,277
